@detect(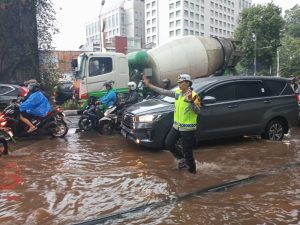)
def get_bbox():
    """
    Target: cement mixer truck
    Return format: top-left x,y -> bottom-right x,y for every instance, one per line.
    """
72,35 -> 241,106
